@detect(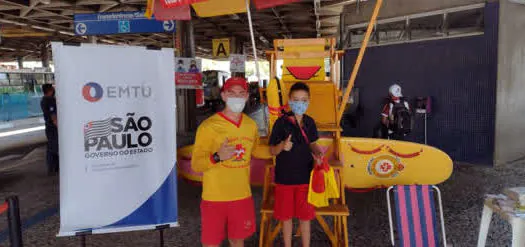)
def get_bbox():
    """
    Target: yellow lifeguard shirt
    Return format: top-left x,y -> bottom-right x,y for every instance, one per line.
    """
191,112 -> 259,202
